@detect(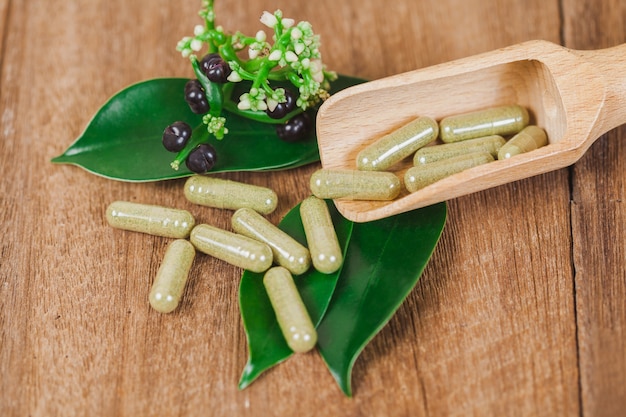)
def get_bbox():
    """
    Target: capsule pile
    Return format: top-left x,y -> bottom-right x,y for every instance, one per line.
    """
310,104 -> 548,201
105,176 -> 345,354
